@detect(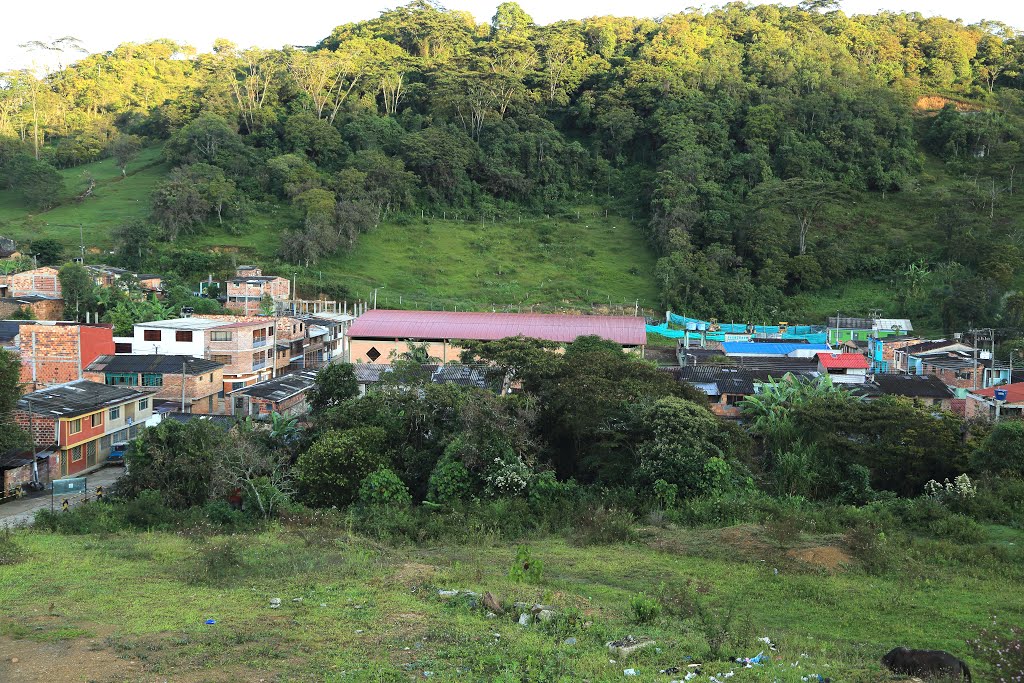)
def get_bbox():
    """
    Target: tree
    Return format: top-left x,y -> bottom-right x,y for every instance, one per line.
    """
29,238 -> 64,266
119,419 -> 229,509
0,349 -> 29,454
294,427 -> 389,507
752,178 -> 851,256
108,134 -> 142,176
308,363 -> 359,412
491,2 -> 534,38
214,428 -> 292,518
636,397 -> 742,495
973,419 -> 1024,475
57,262 -> 97,321
112,219 -> 157,271
164,113 -> 244,166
